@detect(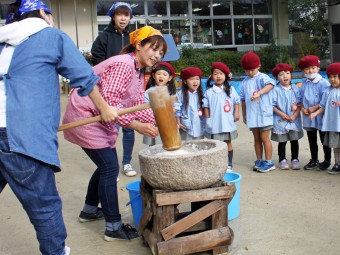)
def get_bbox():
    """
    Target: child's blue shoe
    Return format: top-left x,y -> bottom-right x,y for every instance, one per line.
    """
253,159 -> 262,171
258,160 -> 275,173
